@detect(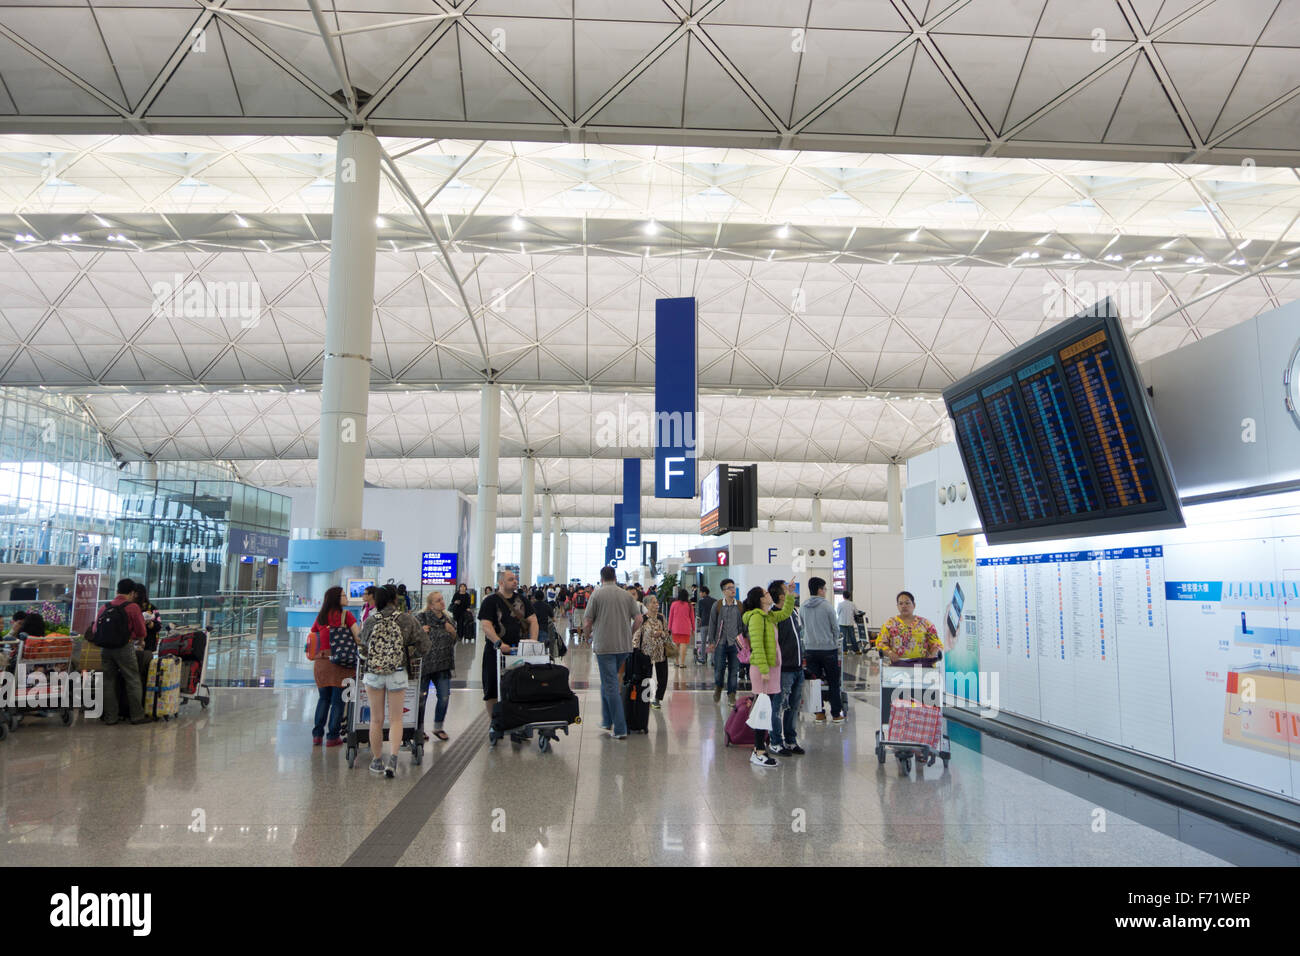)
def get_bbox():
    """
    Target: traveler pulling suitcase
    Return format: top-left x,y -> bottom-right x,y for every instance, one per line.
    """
488,650 -> 581,753
724,695 -> 757,747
